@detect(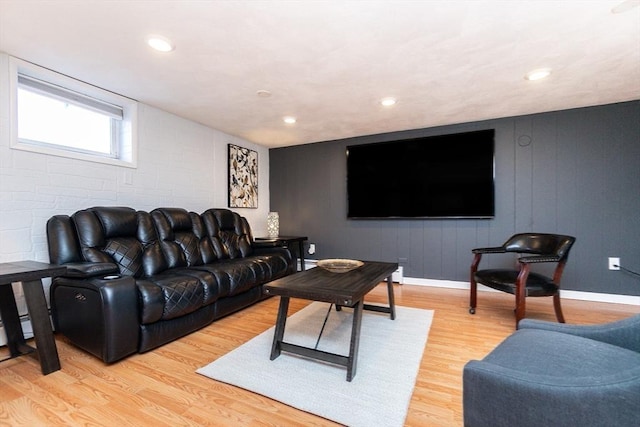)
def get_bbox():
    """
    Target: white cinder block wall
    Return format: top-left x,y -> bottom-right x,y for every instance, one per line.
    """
0,52 -> 270,342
